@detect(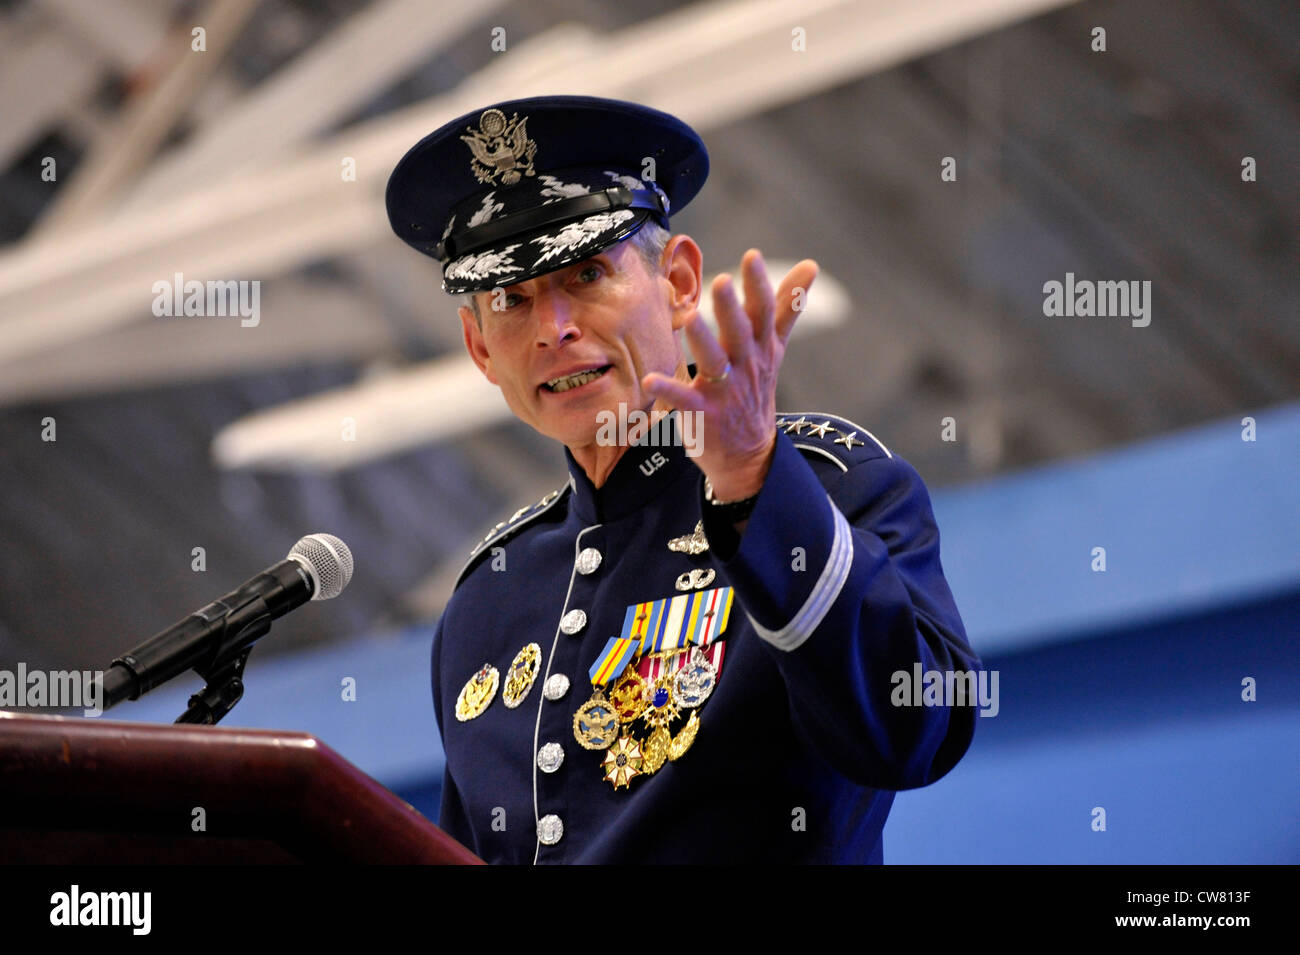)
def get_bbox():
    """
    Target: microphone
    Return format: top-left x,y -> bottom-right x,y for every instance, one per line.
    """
98,534 -> 353,712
